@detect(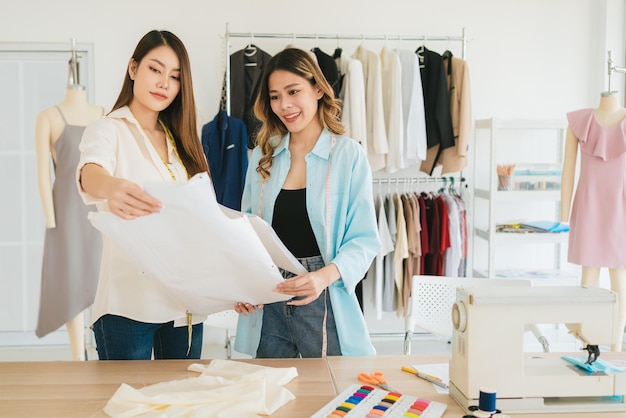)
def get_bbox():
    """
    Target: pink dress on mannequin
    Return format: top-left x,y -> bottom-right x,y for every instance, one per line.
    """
566,108 -> 626,268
